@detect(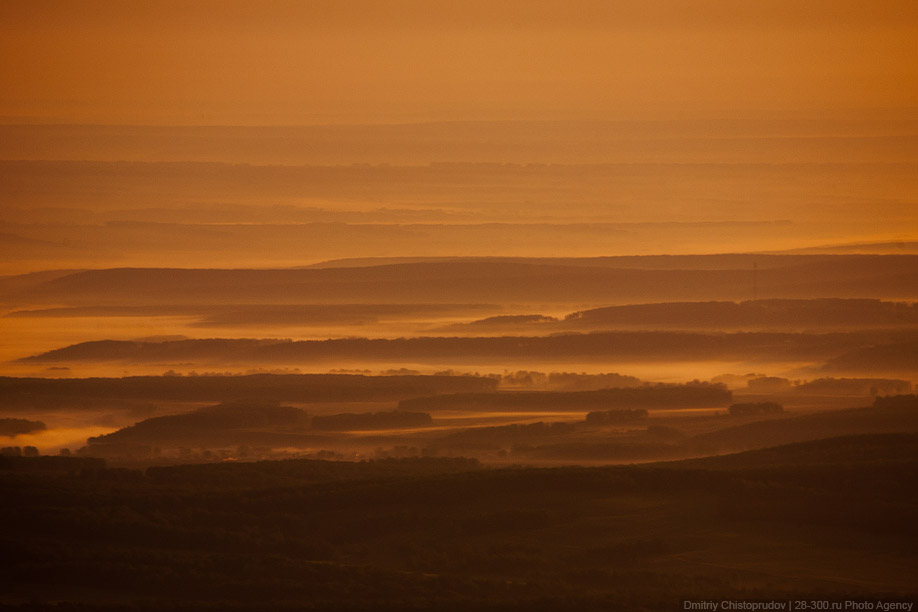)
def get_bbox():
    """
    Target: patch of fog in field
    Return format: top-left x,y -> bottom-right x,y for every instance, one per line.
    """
0,314 -> 200,371
0,356 -> 818,390
1,426 -> 117,454
0,307 -> 529,376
